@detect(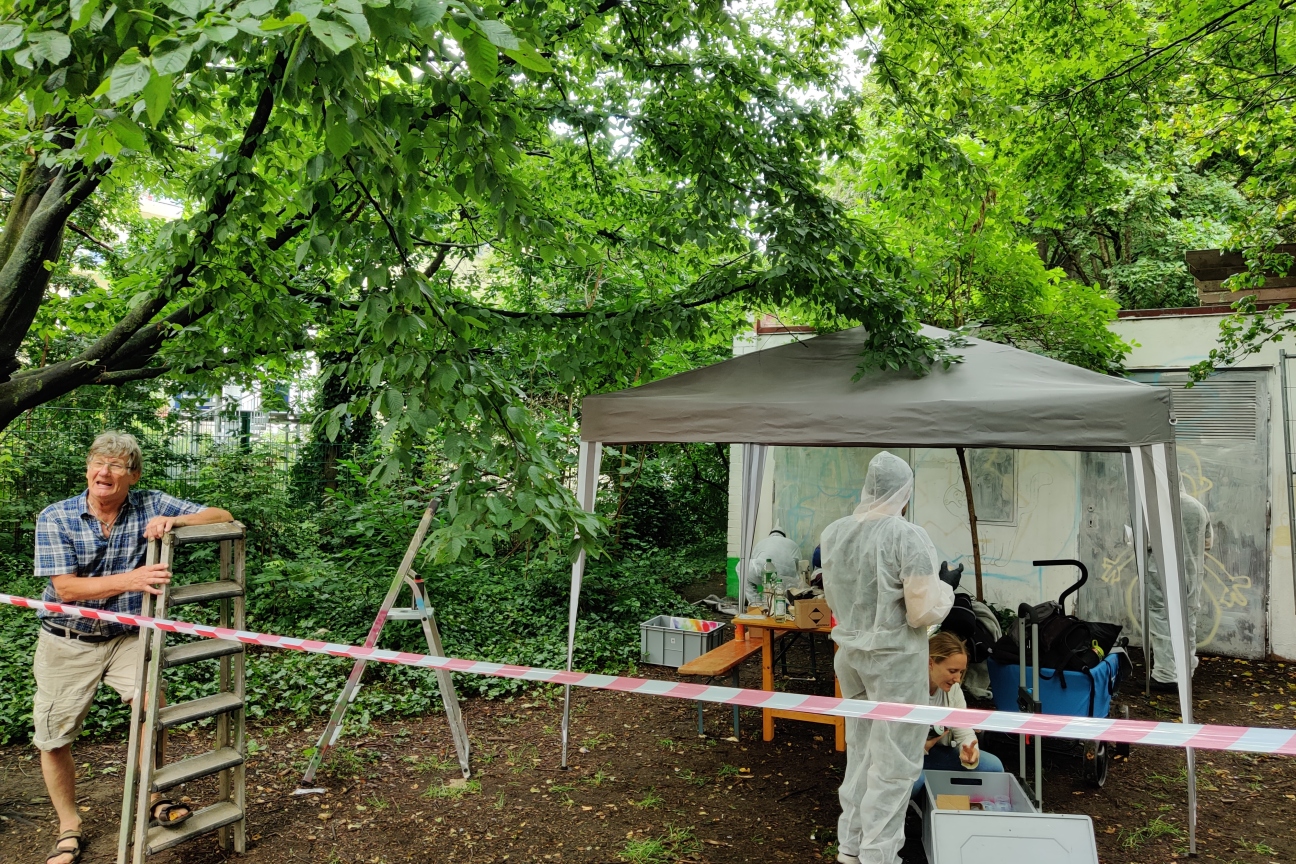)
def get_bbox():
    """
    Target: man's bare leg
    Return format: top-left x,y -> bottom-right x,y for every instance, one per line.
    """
40,744 -> 82,863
